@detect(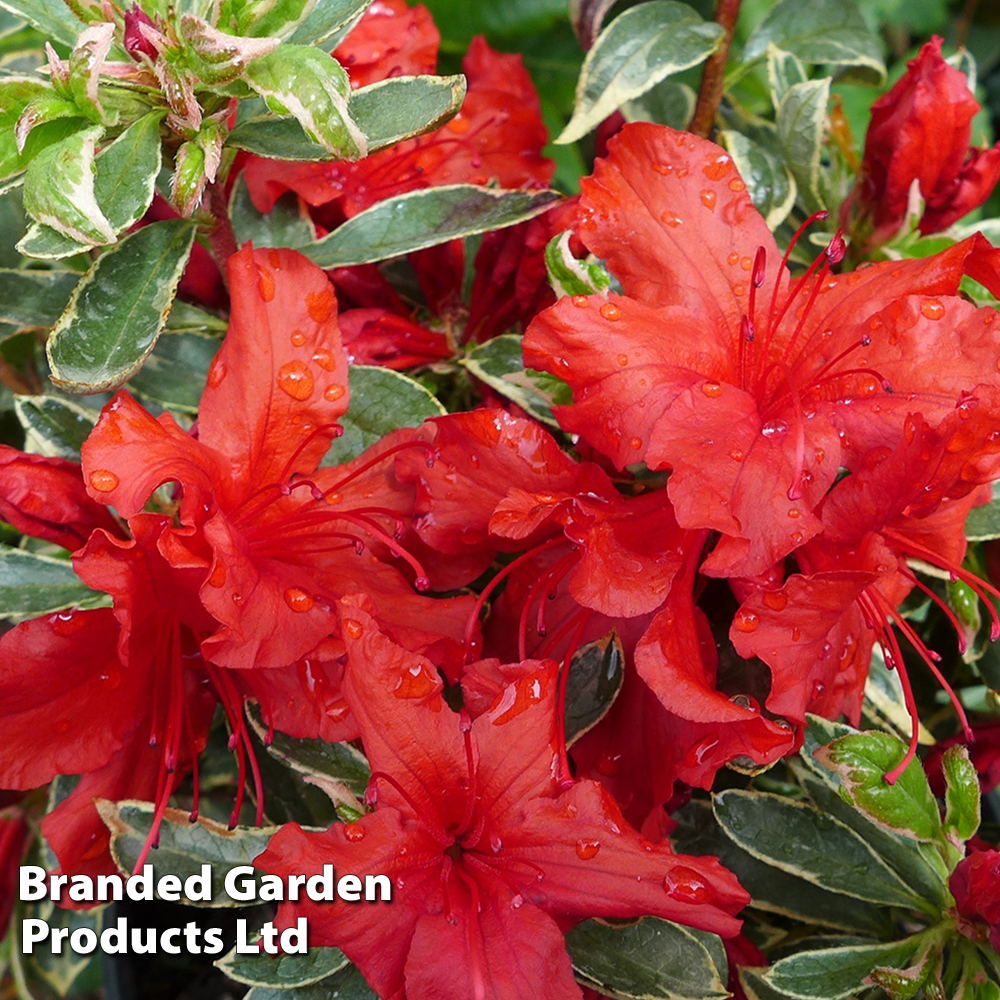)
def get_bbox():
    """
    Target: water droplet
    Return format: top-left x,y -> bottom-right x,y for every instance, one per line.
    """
312,349 -> 338,371
306,288 -> 336,323
258,268 -> 275,301
446,112 -> 469,134
702,152 -> 731,180
734,609 -> 759,633
790,531 -> 804,544
729,448 -> 745,462
343,618 -> 364,639
572,295 -> 588,307
324,384 -> 346,402
277,361 -> 315,400
290,330 -> 306,347
99,668 -> 121,690
761,419 -> 789,439
660,211 -> 682,227
511,894 -> 523,908
600,302 -> 621,321
49,611 -> 85,637
84,465 -> 120,496
284,587 -> 315,613
920,298 -> 945,321
597,751 -> 621,776
629,436 -> 642,450
788,508 -> 800,519
762,591 -> 787,611
208,562 -> 226,588
344,823 -> 366,842
814,447 -> 825,464
616,353 -> 629,367
729,178 -> 746,192
207,355 -> 227,388
730,693 -> 758,712
734,283 -> 746,296
791,628 -> 801,642
393,661 -> 438,699
232,592 -> 244,605
664,866 -> 715,904
576,839 -> 601,860
702,380 -> 723,398
700,189 -> 717,210
740,256 -> 753,271
727,252 -> 739,265
811,680 -> 826,701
